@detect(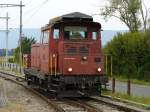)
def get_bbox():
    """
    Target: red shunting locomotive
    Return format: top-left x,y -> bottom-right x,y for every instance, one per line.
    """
24,12 -> 108,97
